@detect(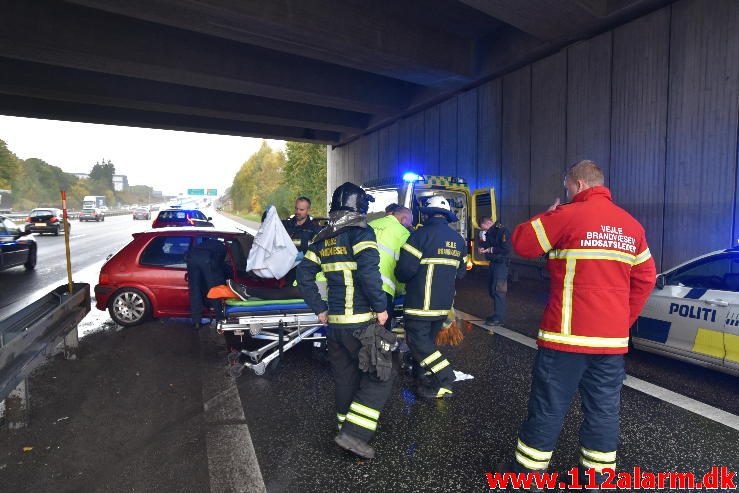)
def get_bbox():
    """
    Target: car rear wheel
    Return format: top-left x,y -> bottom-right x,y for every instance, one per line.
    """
54,226 -> 59,236
24,246 -> 37,270
109,288 -> 151,326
